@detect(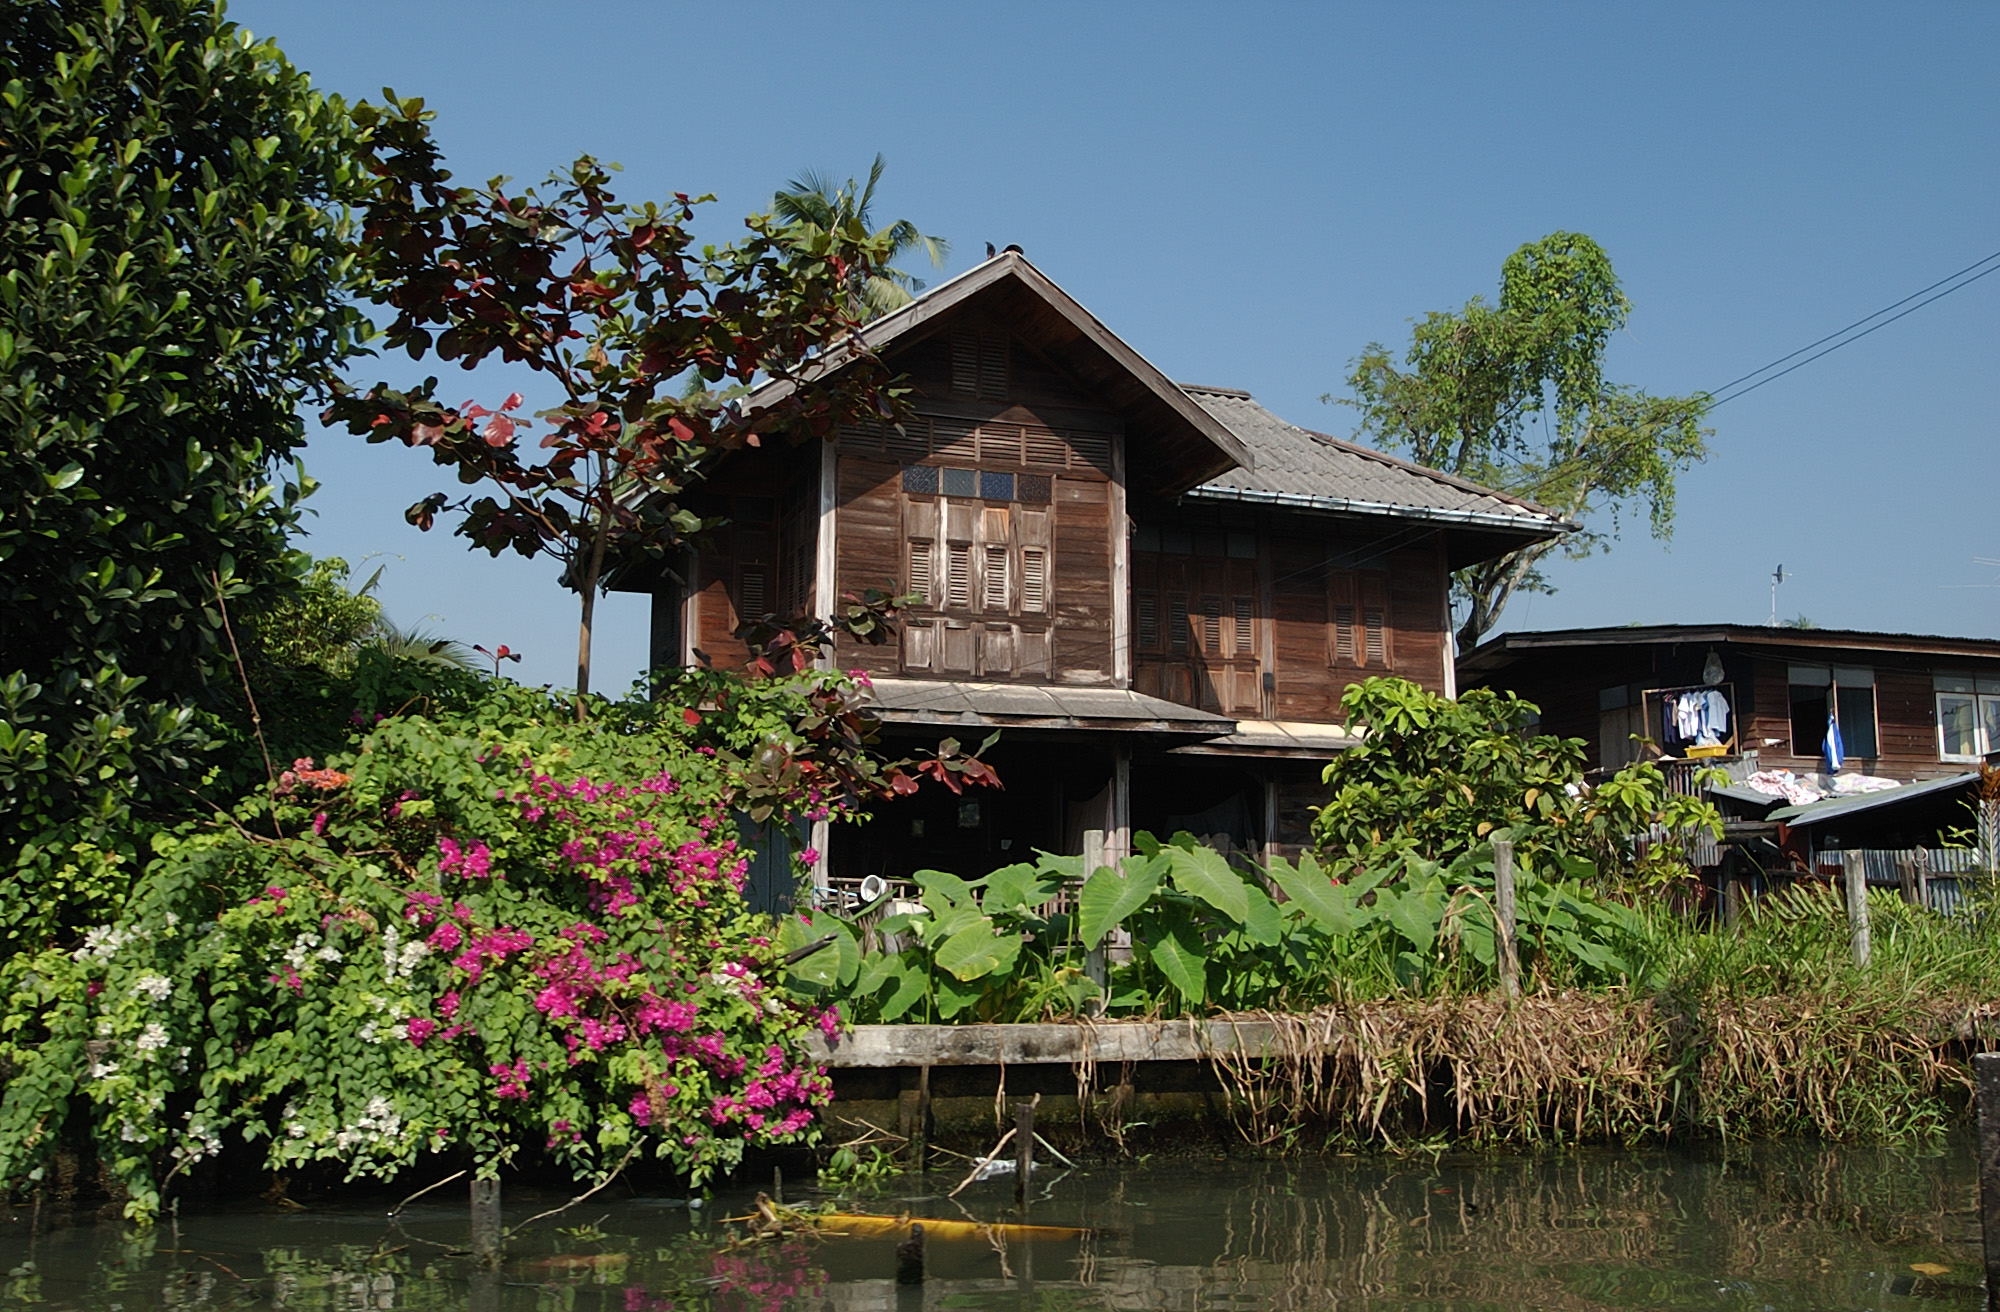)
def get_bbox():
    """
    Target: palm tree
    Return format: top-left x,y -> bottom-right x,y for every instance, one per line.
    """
773,154 -> 949,320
